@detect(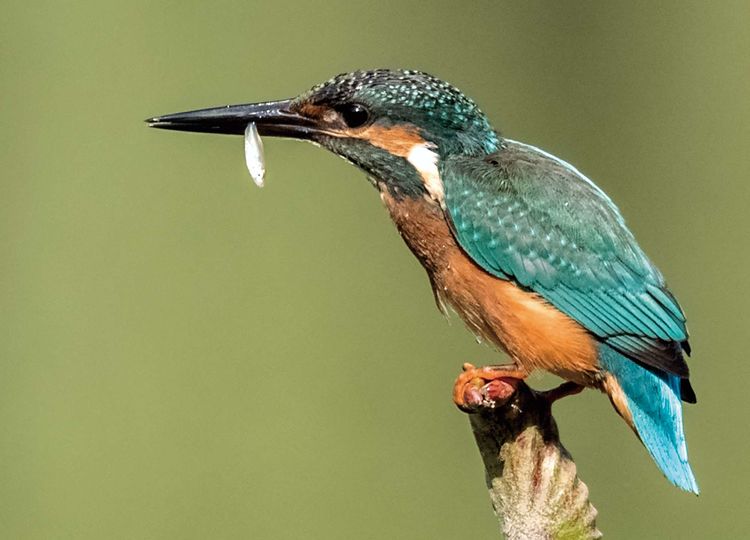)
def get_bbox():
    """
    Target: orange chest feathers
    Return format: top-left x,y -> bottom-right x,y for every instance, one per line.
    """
380,191 -> 601,386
